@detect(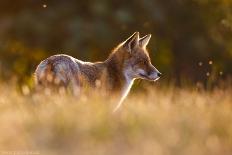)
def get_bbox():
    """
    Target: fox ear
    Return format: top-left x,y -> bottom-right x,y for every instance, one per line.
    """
123,32 -> 139,53
139,34 -> 151,48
